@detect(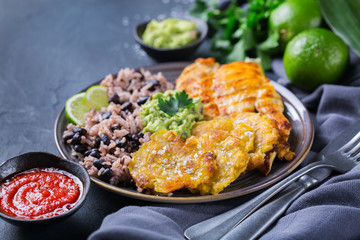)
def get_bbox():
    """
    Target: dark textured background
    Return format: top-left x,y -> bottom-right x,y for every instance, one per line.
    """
2,1 -> 360,239
0,0 -> 209,239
